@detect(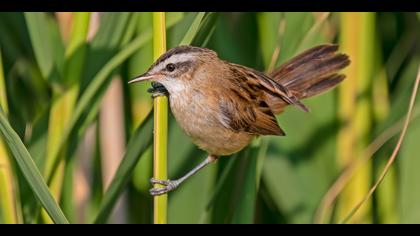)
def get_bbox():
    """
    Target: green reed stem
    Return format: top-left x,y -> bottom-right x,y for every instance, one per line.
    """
336,12 -> 374,223
0,49 -> 22,224
152,12 -> 168,225
42,12 -> 91,224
